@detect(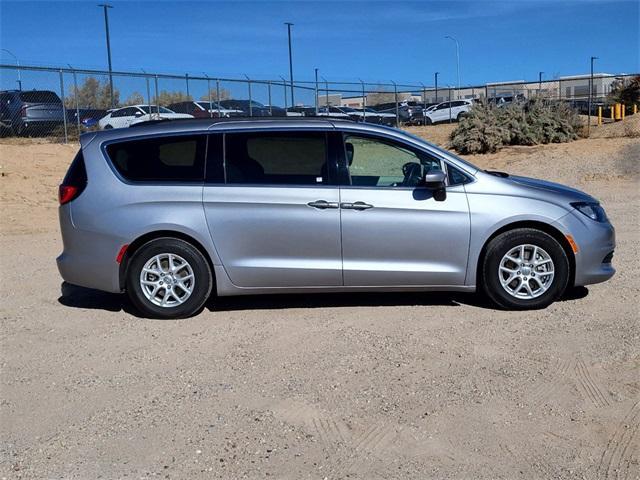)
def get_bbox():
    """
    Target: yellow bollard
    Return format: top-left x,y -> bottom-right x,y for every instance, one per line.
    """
622,104 -> 625,120
634,104 -> 638,115
615,103 -> 621,120
611,106 -> 615,120
598,106 -> 602,126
